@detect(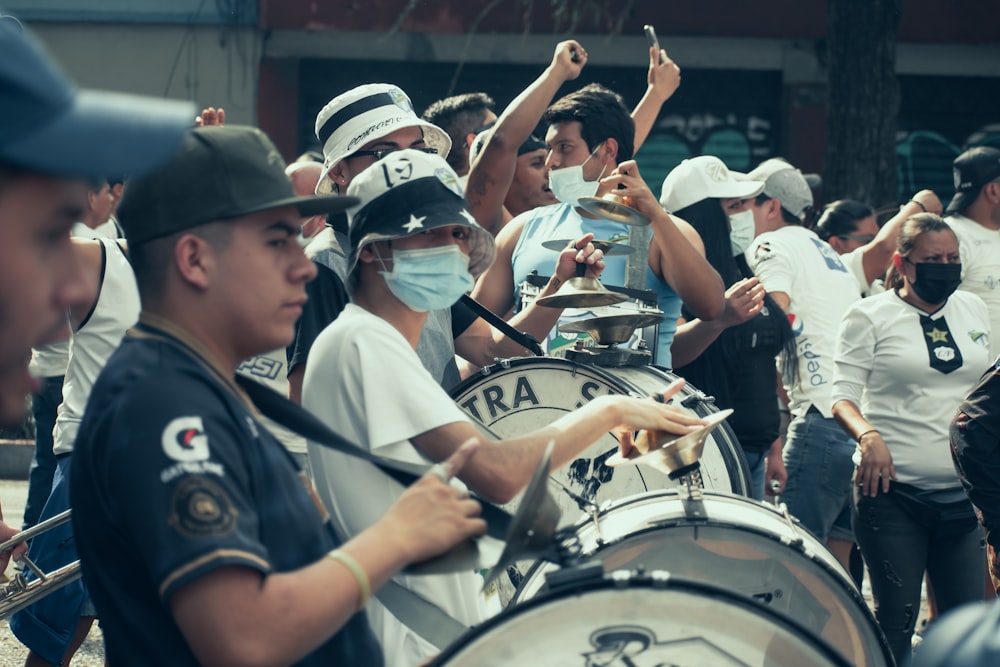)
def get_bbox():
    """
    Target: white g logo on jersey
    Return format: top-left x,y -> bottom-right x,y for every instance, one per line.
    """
162,416 -> 210,462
